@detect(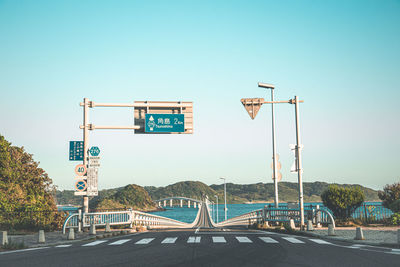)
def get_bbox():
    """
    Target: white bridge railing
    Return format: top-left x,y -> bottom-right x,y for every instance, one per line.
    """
216,207 -> 335,228
63,209 -> 196,234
